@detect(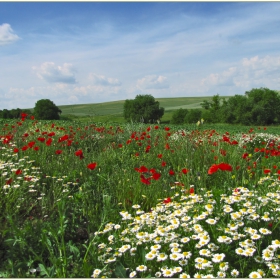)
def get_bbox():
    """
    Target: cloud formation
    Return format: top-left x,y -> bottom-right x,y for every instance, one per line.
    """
34,62 -> 77,84
201,55 -> 280,91
136,75 -> 169,90
88,73 -> 121,86
0,23 -> 20,45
